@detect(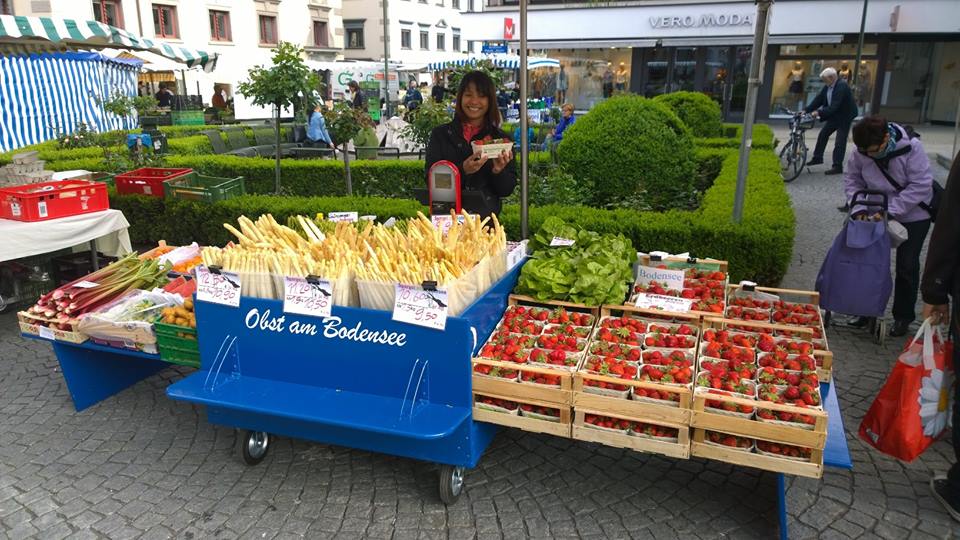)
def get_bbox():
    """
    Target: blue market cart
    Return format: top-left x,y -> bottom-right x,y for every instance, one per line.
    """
163,264 -> 521,503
